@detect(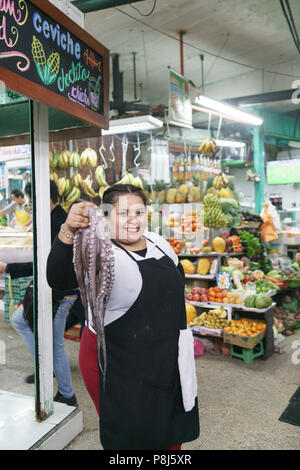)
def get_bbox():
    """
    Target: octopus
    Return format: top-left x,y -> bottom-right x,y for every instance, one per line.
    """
73,206 -> 115,387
